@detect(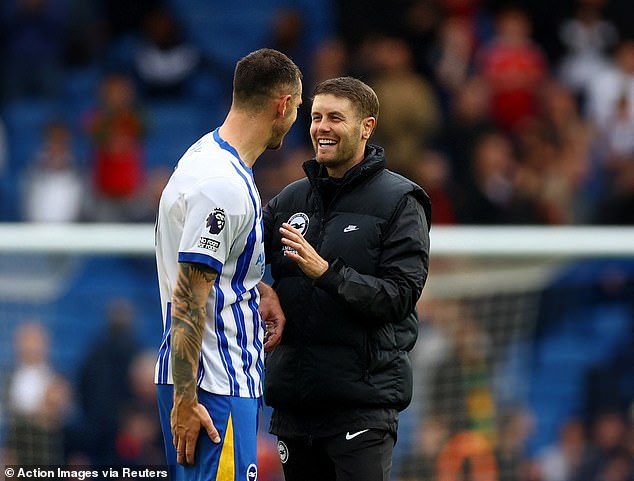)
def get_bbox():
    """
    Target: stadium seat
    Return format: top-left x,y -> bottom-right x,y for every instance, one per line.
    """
51,256 -> 161,378
144,100 -> 208,168
2,99 -> 65,169
527,288 -> 633,454
63,66 -> 103,124
166,0 -> 333,70
0,171 -> 21,221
